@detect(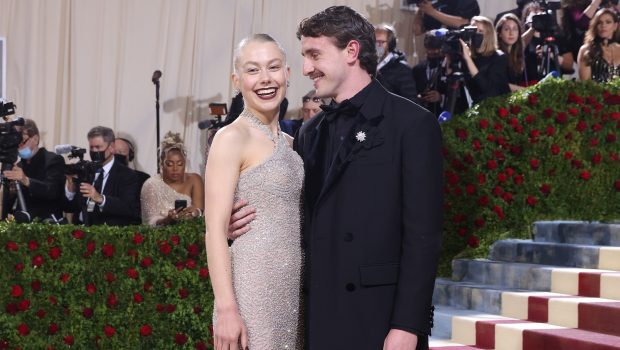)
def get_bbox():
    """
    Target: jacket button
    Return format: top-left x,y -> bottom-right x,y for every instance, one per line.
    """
344,232 -> 354,242
346,283 -> 356,292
